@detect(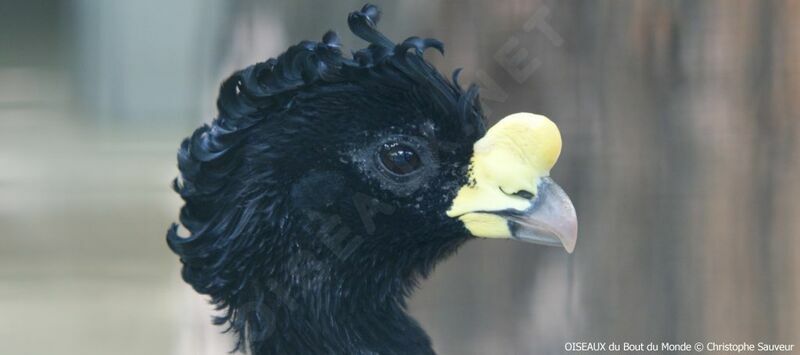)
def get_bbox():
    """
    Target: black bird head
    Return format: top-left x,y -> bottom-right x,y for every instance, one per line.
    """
168,4 -> 577,354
